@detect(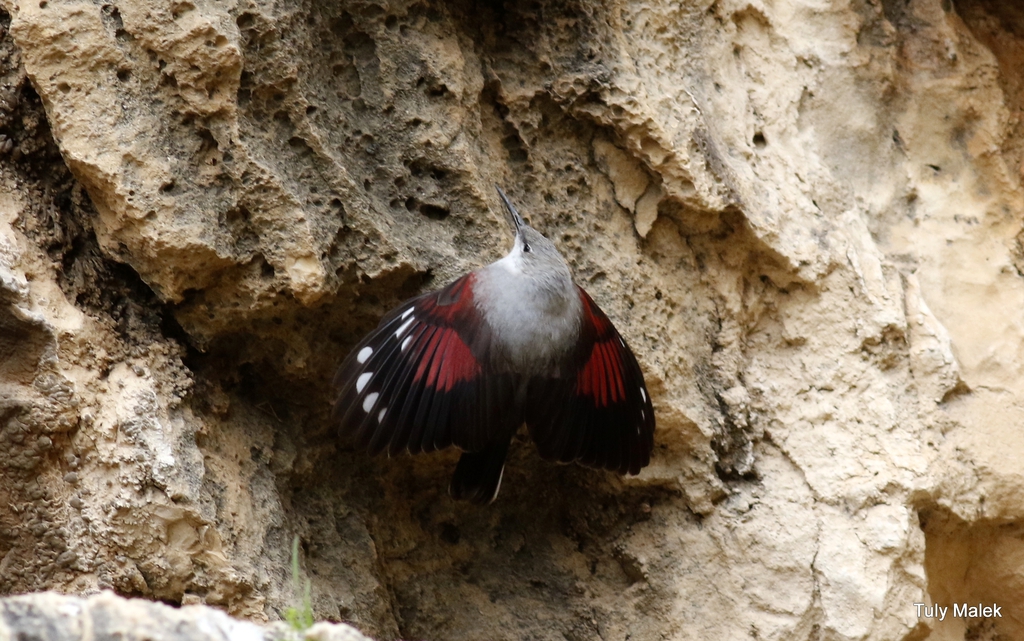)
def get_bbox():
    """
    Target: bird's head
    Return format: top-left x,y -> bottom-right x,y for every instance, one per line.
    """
494,186 -> 571,283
